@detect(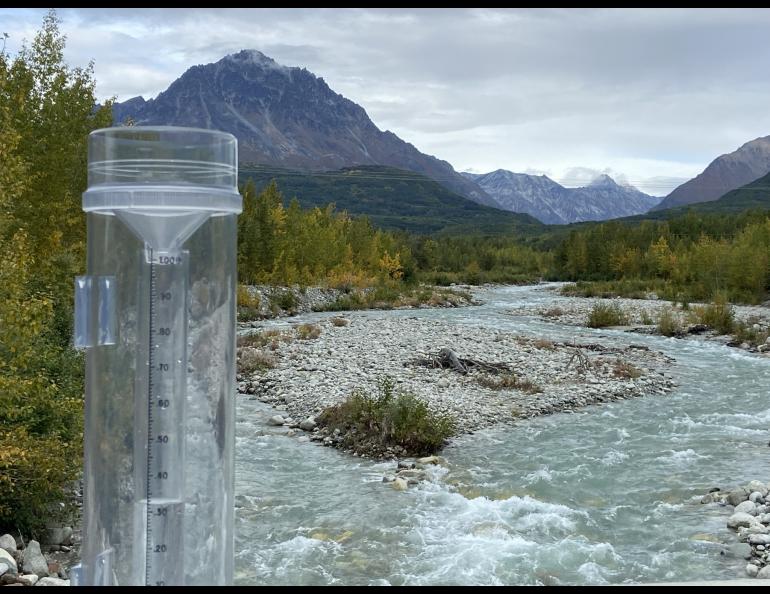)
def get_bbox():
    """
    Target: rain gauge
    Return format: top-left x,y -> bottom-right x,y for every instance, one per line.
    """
74,127 -> 241,585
